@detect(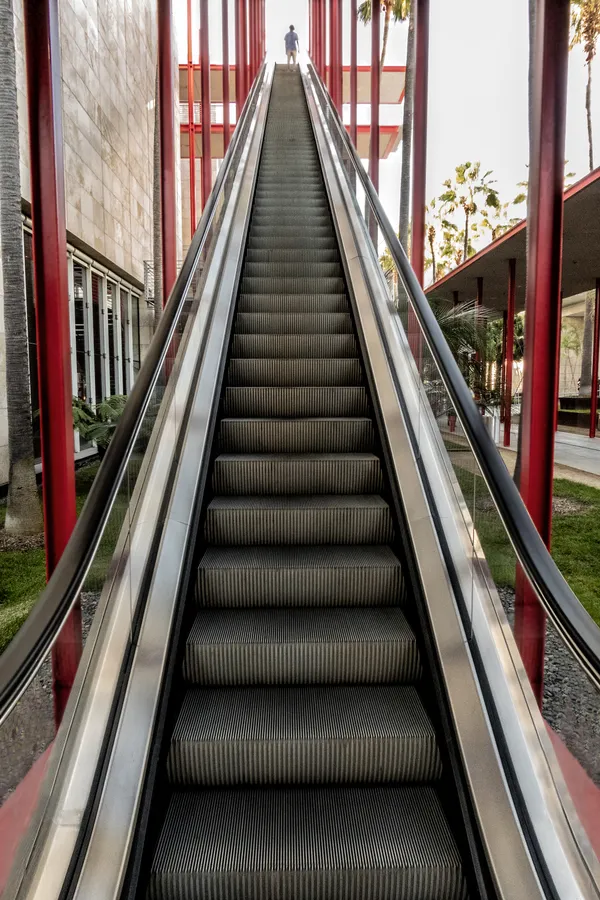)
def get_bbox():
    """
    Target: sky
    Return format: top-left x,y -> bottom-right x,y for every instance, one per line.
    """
176,0 -> 600,240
